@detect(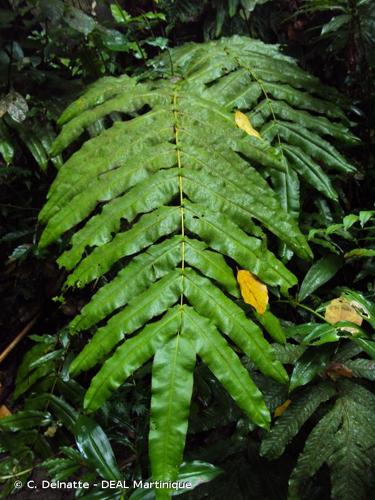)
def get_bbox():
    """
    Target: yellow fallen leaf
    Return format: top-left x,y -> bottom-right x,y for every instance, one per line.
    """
237,269 -> 268,314
0,405 -> 12,418
44,425 -> 58,438
274,399 -> 292,417
235,110 -> 261,139
325,297 -> 363,327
